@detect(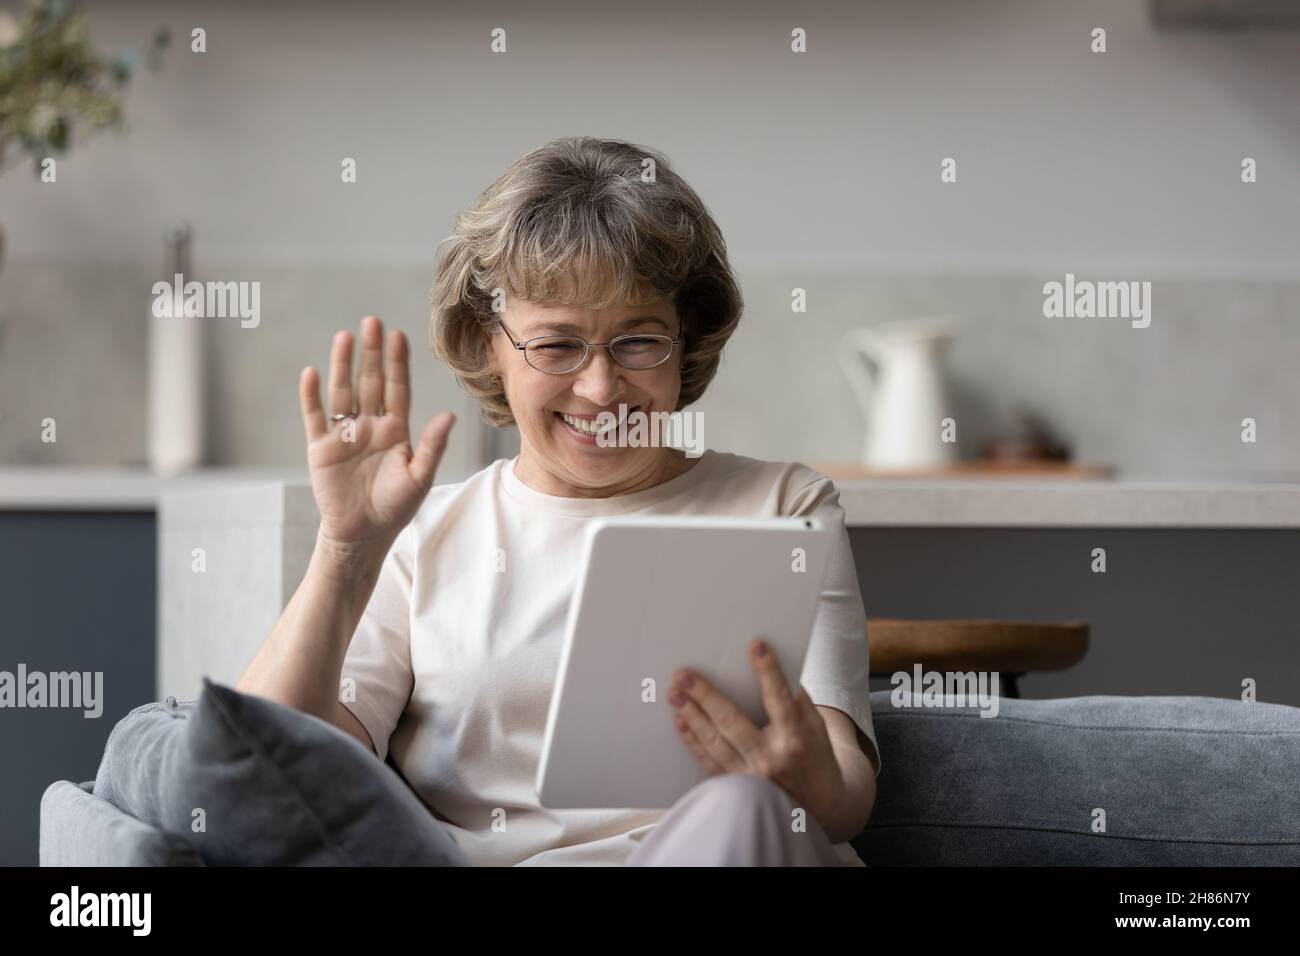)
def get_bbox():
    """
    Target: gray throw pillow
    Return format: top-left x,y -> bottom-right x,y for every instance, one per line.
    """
93,678 -> 468,866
